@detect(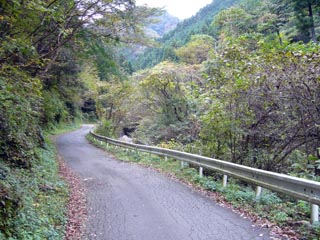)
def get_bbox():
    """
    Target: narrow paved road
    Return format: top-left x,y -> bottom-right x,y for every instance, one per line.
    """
57,125 -> 271,240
